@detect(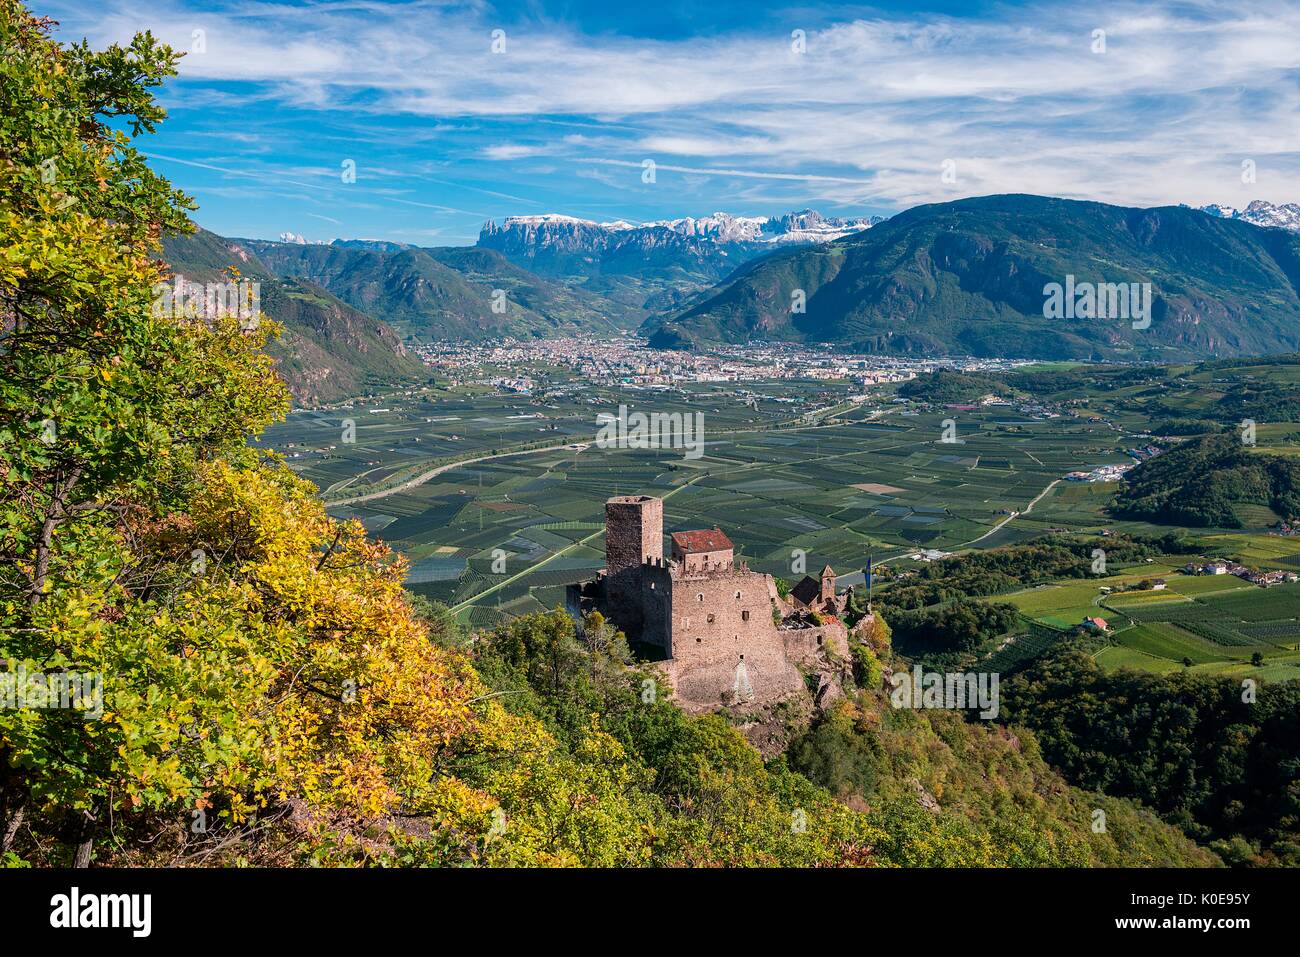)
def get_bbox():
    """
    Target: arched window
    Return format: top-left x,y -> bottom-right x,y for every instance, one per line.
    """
697,593 -> 704,602
741,610 -> 750,622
